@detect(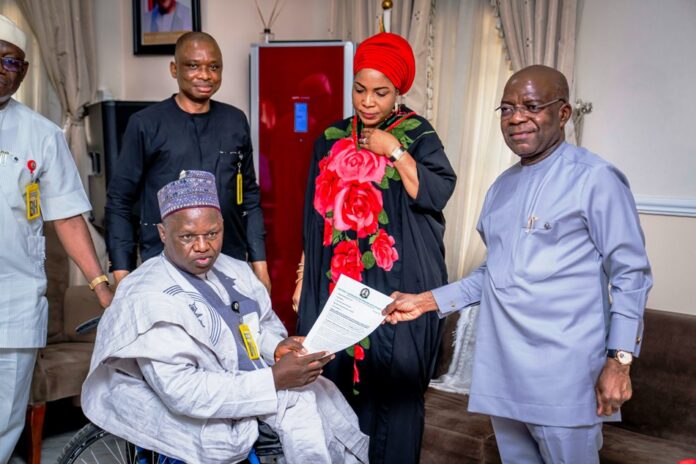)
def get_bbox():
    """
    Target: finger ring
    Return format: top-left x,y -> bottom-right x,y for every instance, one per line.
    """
360,137 -> 368,144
